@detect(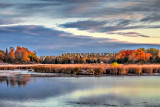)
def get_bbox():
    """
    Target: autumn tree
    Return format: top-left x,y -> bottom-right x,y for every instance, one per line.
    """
128,49 -> 146,63
15,46 -> 38,63
24,52 -> 30,62
15,46 -> 24,62
82,57 -> 87,63
145,53 -> 152,61
115,50 -> 126,60
0,50 -> 5,62
8,47 -> 15,63
115,50 -> 134,63
28,52 -> 39,63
